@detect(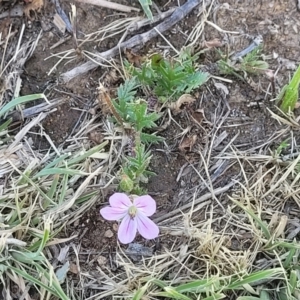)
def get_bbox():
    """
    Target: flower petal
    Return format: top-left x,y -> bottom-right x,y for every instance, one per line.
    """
135,211 -> 159,240
109,193 -> 132,209
134,195 -> 156,216
118,214 -> 137,244
100,207 -> 127,221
